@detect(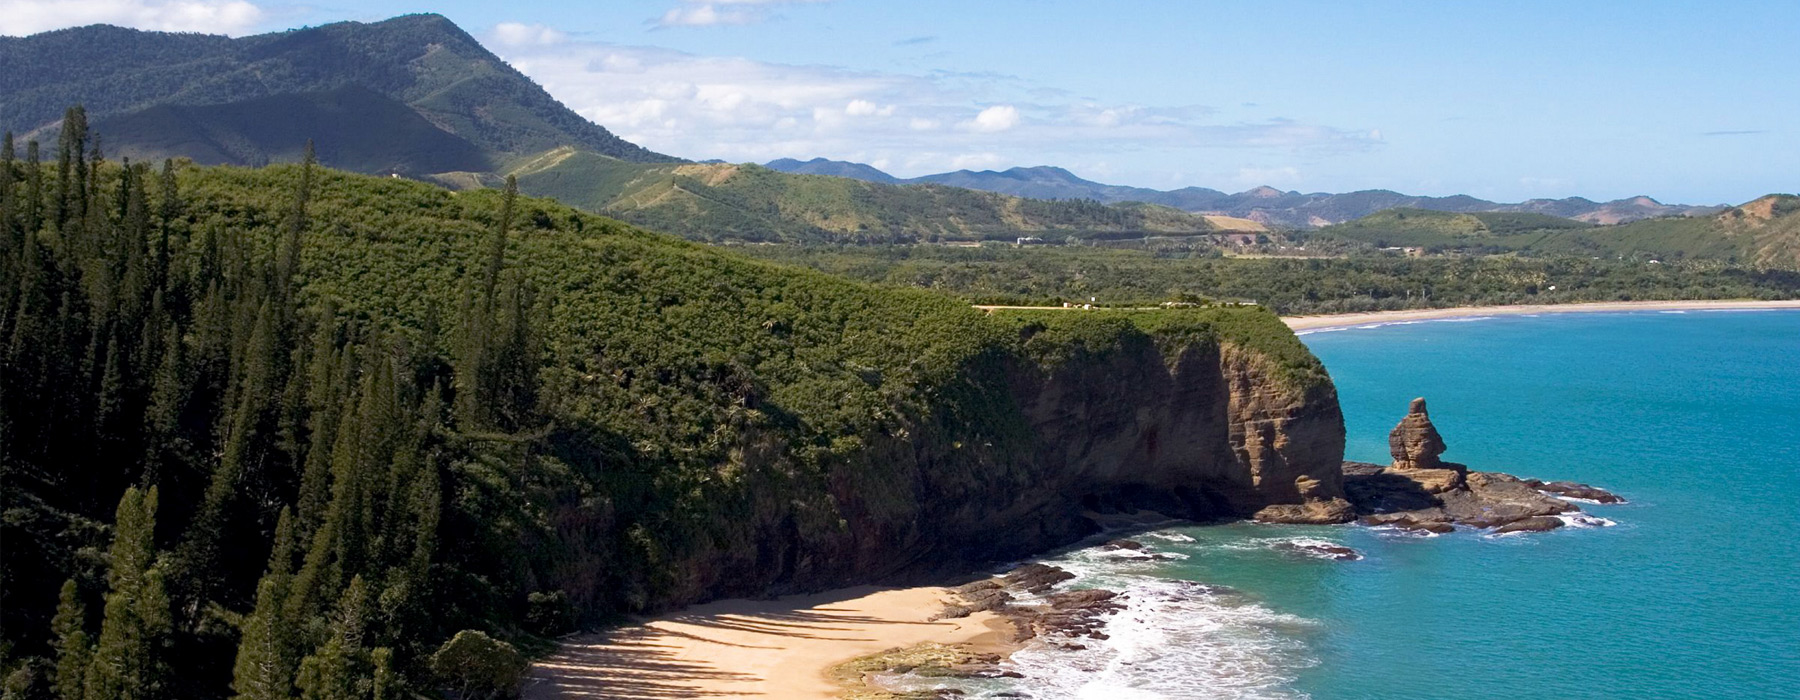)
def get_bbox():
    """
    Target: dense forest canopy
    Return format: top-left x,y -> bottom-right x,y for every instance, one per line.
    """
0,110 -> 1317,700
